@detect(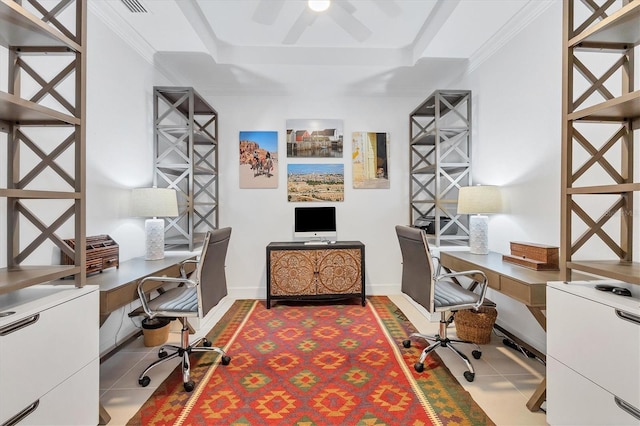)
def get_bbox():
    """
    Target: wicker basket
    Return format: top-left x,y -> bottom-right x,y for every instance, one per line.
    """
454,307 -> 497,344
141,318 -> 171,347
